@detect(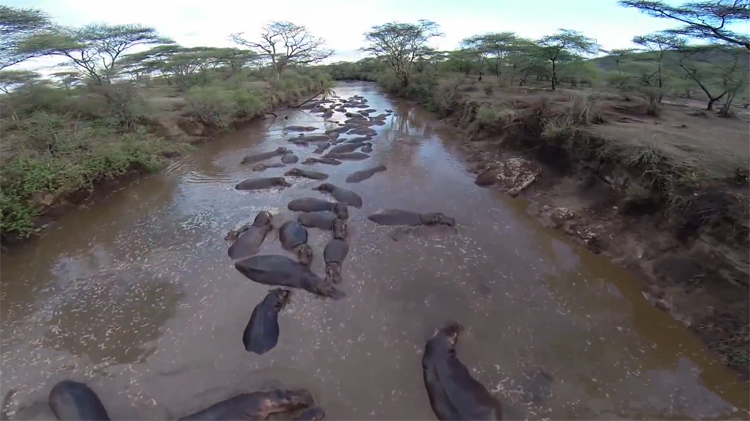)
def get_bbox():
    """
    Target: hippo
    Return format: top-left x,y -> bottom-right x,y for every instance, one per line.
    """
235,177 -> 291,191
313,142 -> 330,154
360,143 -> 372,153
286,138 -> 309,146
372,113 -> 388,120
227,211 -> 274,260
179,389 -> 314,421
325,125 -> 353,135
345,165 -> 386,183
327,132 -> 340,142
367,209 -> 455,227
284,126 -> 317,132
235,255 -> 345,300
328,143 -> 362,154
313,183 -> 363,208
323,152 -> 370,161
284,168 -> 329,180
322,110 -> 333,118
49,380 -> 111,421
286,407 -> 326,420
370,119 -> 386,126
279,221 -> 313,265
323,239 -> 349,284
344,117 -> 365,124
347,127 -> 377,136
297,212 -> 347,240
252,162 -> 286,172
243,288 -> 290,355
288,198 -> 348,220
302,157 -> 342,166
344,136 -> 372,144
241,147 -> 287,165
388,225 -> 458,242
281,152 -> 299,164
301,135 -> 330,142
422,322 -> 502,420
